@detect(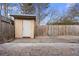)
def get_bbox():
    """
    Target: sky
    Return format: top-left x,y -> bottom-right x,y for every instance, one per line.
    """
50,3 -> 69,13
0,3 -> 21,15
0,3 -> 73,25
41,3 -> 72,25
0,3 -> 71,15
